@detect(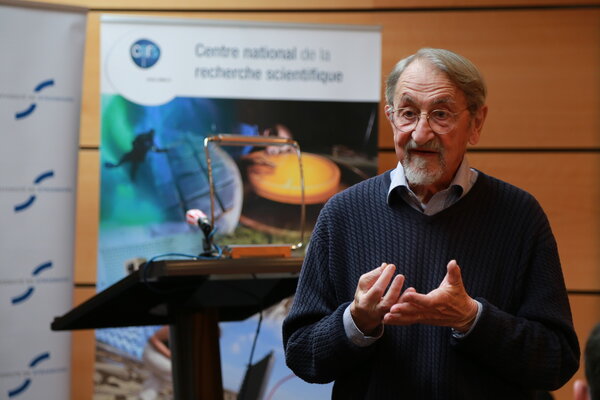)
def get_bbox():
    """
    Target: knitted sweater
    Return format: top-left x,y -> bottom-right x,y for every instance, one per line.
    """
282,170 -> 579,399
